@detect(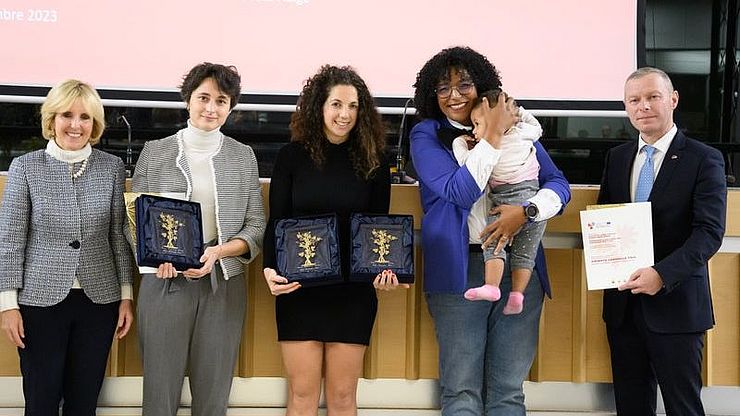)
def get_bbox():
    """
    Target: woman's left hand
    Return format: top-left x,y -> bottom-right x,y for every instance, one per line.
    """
480,204 -> 527,254
116,299 -> 134,339
183,245 -> 222,279
373,269 -> 410,291
479,93 -> 519,149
